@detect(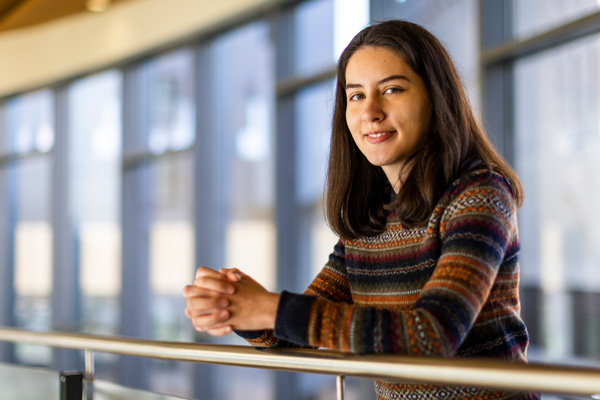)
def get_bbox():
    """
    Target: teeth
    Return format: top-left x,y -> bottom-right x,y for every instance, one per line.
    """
368,132 -> 391,138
